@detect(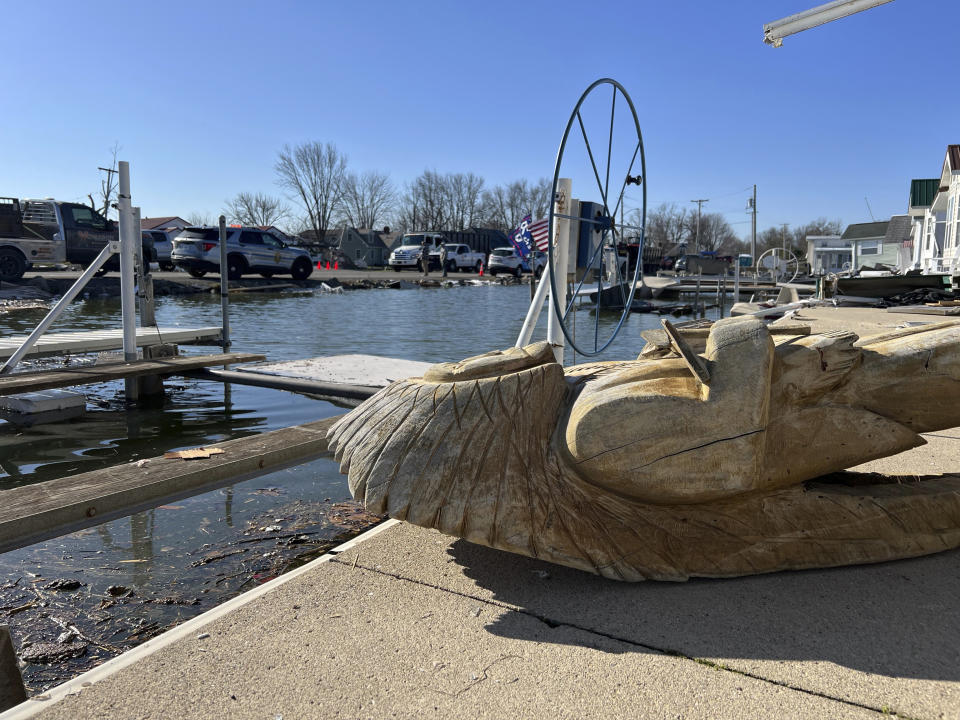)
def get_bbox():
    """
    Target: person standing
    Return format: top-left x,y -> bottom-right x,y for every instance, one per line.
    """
421,238 -> 431,276
439,243 -> 448,278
